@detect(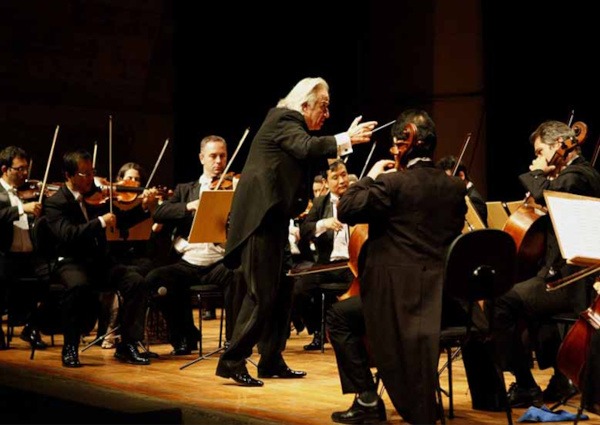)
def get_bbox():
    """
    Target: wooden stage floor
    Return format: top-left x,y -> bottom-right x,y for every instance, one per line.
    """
1,310 -> 598,424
